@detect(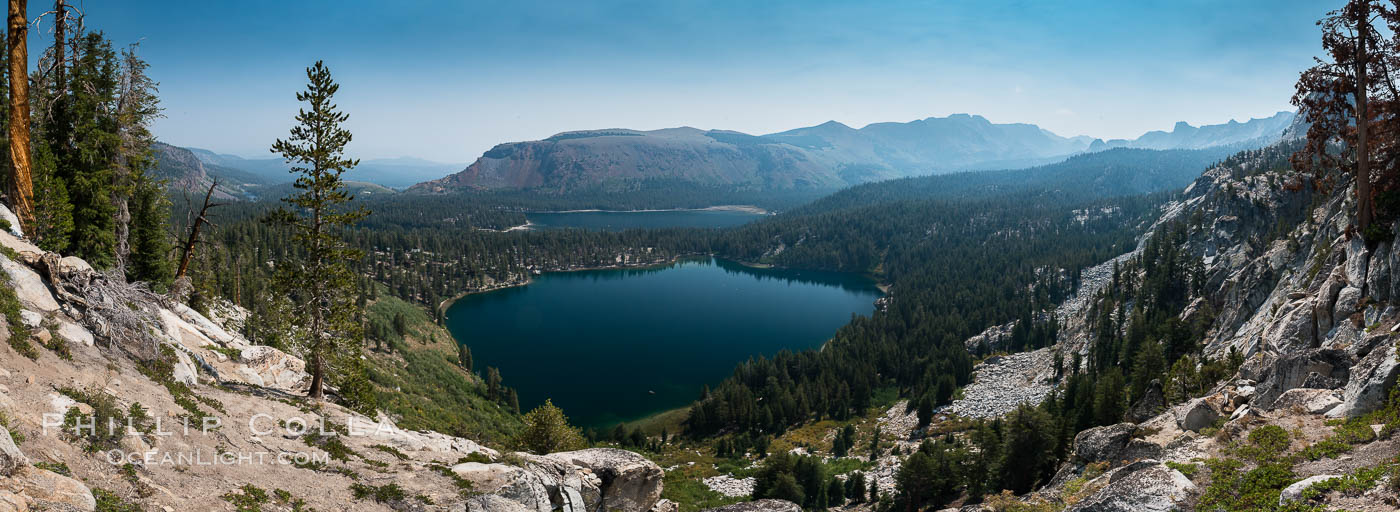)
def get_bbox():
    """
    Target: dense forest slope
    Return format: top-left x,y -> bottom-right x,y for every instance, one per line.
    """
410,113 -> 1295,196
677,140 -> 1400,511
